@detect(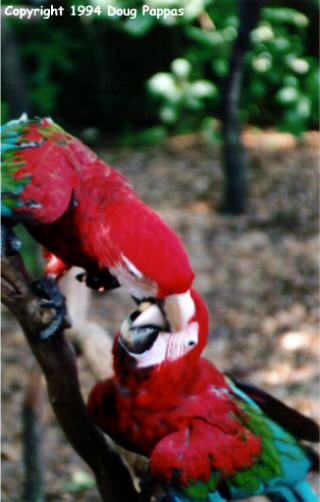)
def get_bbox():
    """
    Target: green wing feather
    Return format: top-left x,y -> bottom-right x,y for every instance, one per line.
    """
1,116 -> 34,216
1,115 -> 81,224
225,380 -> 313,499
